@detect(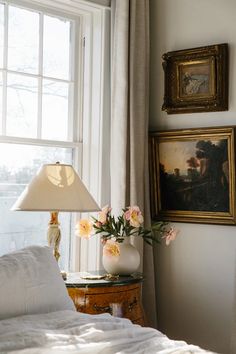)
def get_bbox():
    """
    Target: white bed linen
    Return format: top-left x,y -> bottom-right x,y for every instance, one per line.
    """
0,246 -> 75,320
0,310 -> 217,354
